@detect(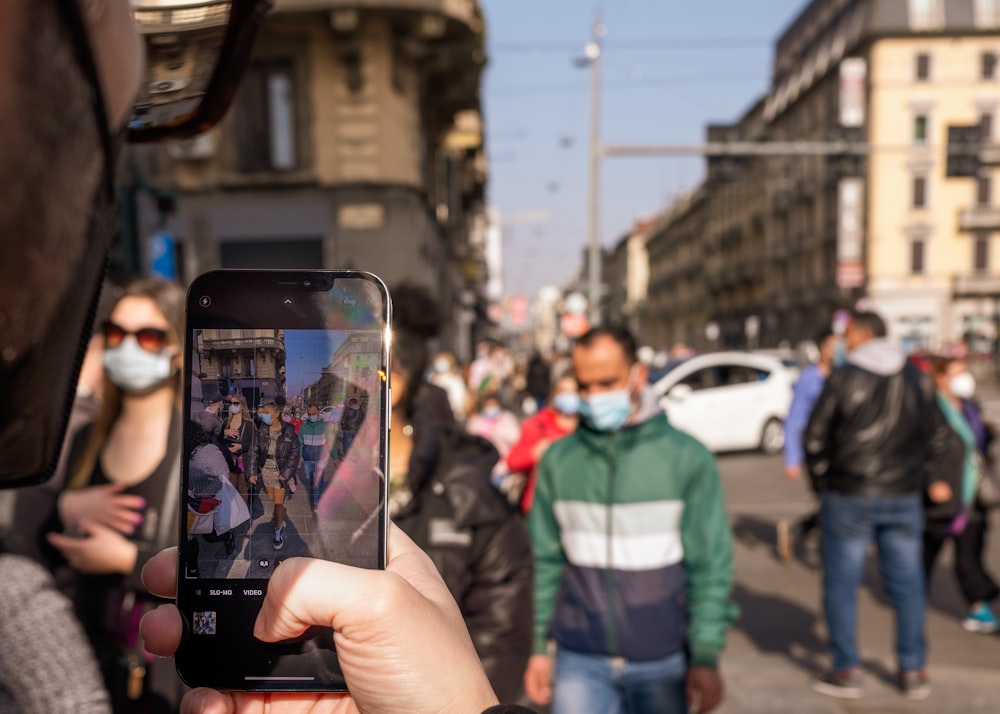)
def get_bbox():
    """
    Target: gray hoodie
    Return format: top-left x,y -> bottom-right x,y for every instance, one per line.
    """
847,337 -> 907,377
